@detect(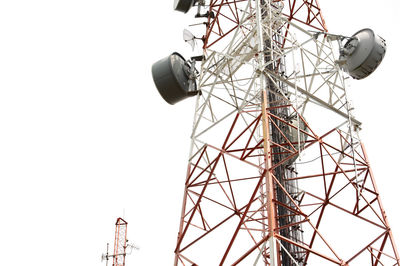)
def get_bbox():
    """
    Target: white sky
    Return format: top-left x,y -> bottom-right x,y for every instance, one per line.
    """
0,1 -> 399,265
